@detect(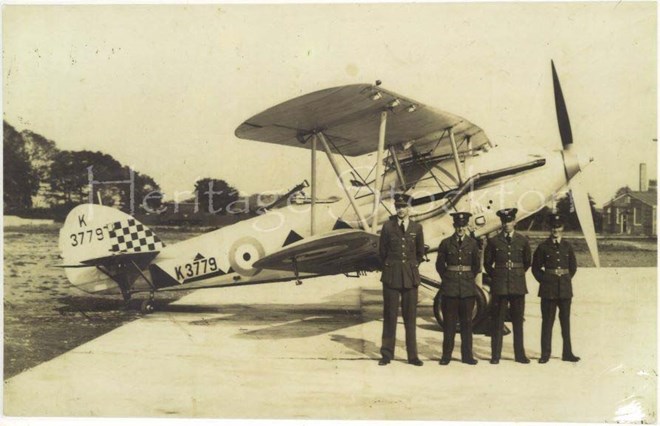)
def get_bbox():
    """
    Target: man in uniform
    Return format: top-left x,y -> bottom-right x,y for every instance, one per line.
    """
484,208 -> 532,364
378,193 -> 425,367
532,214 -> 580,363
435,212 -> 481,365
